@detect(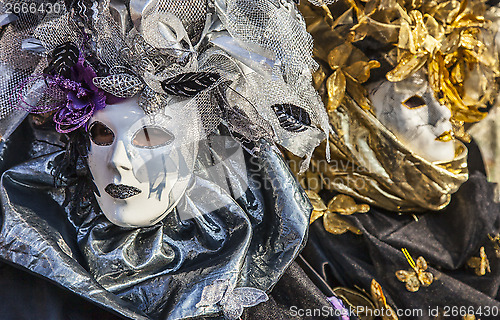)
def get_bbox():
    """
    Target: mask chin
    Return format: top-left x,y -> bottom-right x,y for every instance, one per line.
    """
368,75 -> 456,163
96,172 -> 193,228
